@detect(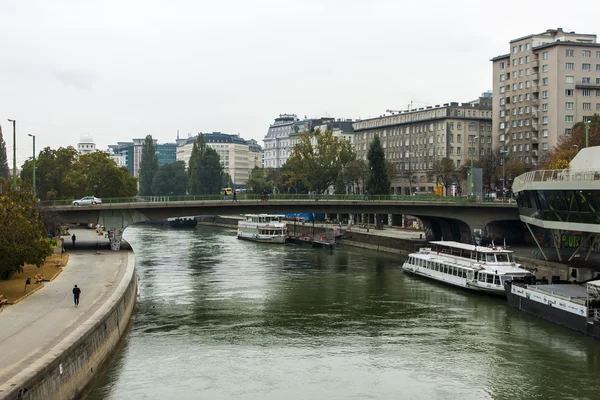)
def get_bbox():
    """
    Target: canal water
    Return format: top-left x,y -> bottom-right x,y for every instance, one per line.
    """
85,225 -> 600,400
